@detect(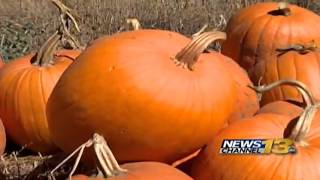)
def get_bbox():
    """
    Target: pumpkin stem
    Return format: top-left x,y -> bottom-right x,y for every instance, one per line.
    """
288,104 -> 320,146
276,40 -> 319,55
248,79 -> 314,107
32,0 -> 81,67
268,2 -> 291,16
249,79 -> 320,146
126,18 -> 141,30
192,24 -> 209,38
31,31 -> 62,67
50,133 -> 127,180
92,133 -> 127,177
173,31 -> 226,71
51,0 -> 84,50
